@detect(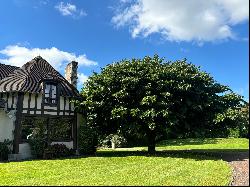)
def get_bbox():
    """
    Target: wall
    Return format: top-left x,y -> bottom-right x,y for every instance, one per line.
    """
19,143 -> 31,160
21,93 -> 75,116
1,91 -> 81,160
0,109 -> 15,142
